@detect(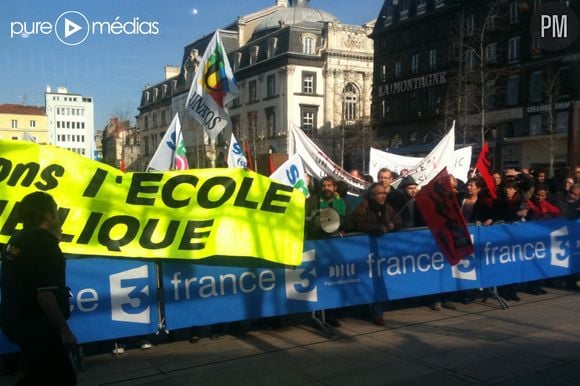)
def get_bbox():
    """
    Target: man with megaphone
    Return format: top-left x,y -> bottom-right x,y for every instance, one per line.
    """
304,176 -> 347,328
304,176 -> 347,239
